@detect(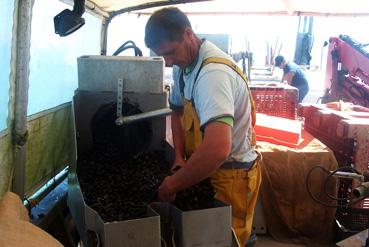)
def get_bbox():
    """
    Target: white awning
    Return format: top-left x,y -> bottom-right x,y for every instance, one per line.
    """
86,0 -> 369,16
